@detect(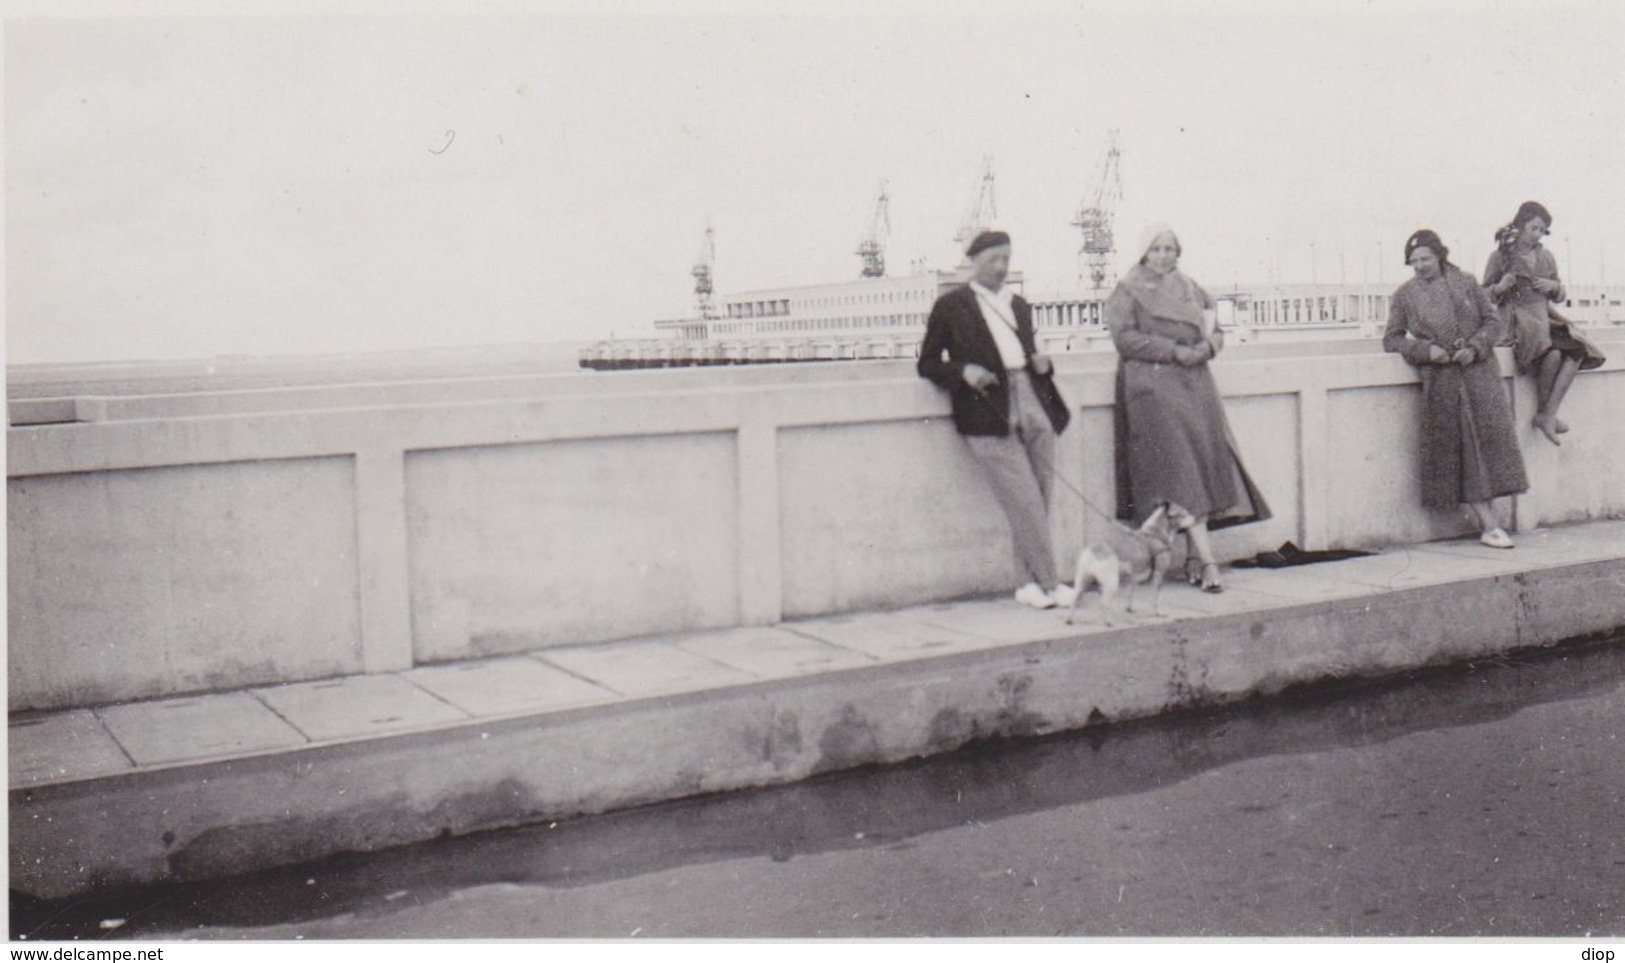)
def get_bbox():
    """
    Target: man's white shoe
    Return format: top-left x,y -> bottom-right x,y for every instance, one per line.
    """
1014,582 -> 1056,609
1480,528 -> 1515,549
1050,583 -> 1079,608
